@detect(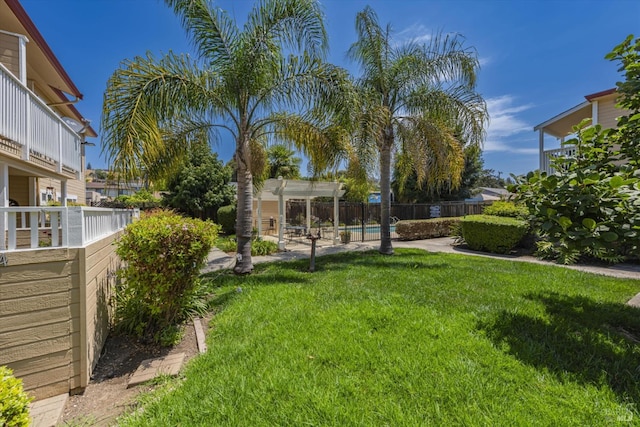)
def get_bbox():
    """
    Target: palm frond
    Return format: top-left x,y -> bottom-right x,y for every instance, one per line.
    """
165,0 -> 238,69
101,52 -> 217,181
